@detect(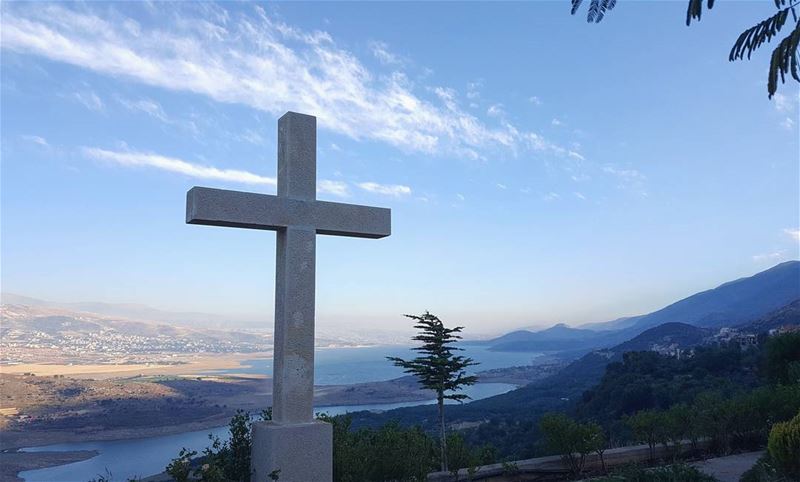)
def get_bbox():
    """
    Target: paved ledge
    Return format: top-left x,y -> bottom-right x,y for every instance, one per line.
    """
428,440 -> 711,481
691,450 -> 764,482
